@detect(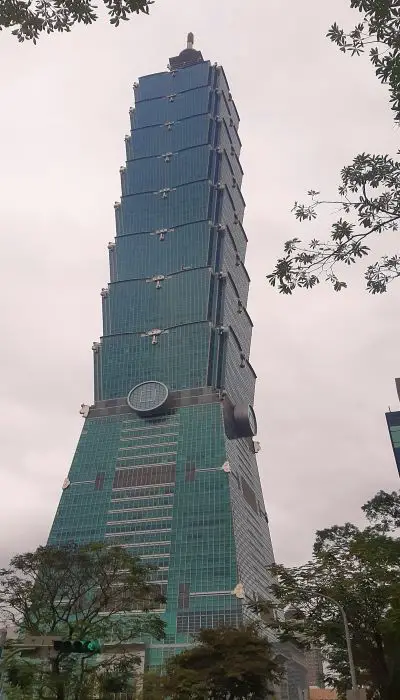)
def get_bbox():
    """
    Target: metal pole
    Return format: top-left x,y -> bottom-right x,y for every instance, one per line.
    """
318,594 -> 357,691
338,602 -> 358,691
